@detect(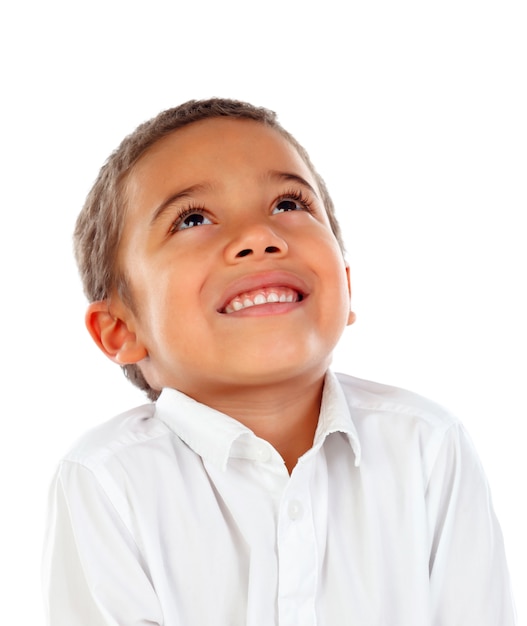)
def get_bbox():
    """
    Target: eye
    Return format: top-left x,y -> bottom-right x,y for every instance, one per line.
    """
272,190 -> 313,215
169,208 -> 213,233
274,199 -> 303,213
